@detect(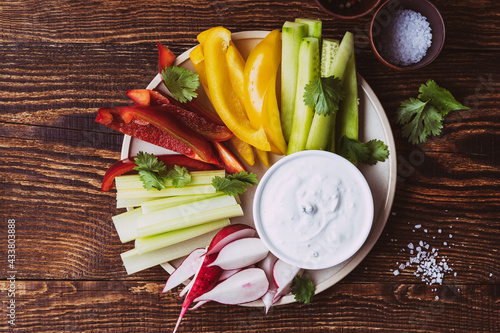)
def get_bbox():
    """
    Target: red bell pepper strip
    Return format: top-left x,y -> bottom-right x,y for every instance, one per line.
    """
127,89 -> 171,108
153,89 -> 224,125
126,89 -> 232,142
96,105 -> 218,165
157,42 -> 176,73
101,154 -> 215,192
212,141 -> 246,174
